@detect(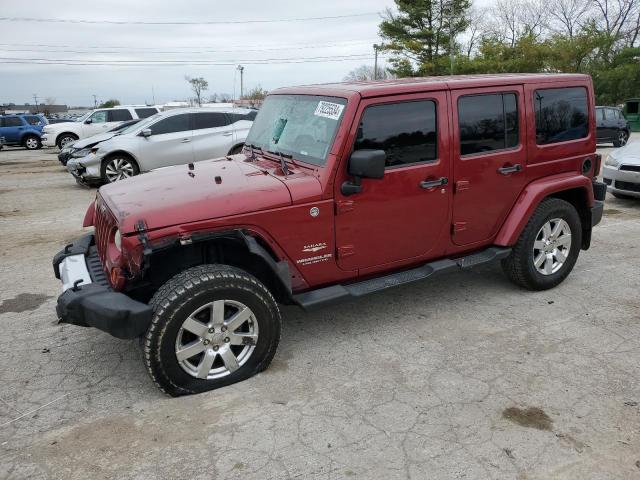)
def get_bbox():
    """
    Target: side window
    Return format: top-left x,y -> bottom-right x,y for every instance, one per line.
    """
458,93 -> 519,156
135,108 -> 159,119
89,111 -> 108,123
4,117 -> 23,127
534,87 -> 588,145
354,100 -> 437,168
24,116 -> 41,125
193,112 -> 229,130
149,114 -> 191,135
597,108 -> 605,121
108,109 -> 133,122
